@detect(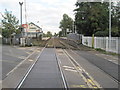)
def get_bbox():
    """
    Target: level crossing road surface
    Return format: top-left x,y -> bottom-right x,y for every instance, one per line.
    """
74,50 -> 119,81
1,38 -> 119,89
2,45 -> 38,79
64,49 -> 118,88
21,48 -> 64,88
